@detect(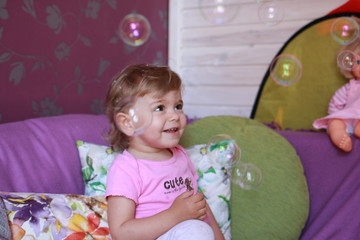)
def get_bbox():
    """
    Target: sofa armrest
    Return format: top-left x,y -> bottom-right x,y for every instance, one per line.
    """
277,130 -> 360,240
0,114 -> 110,194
